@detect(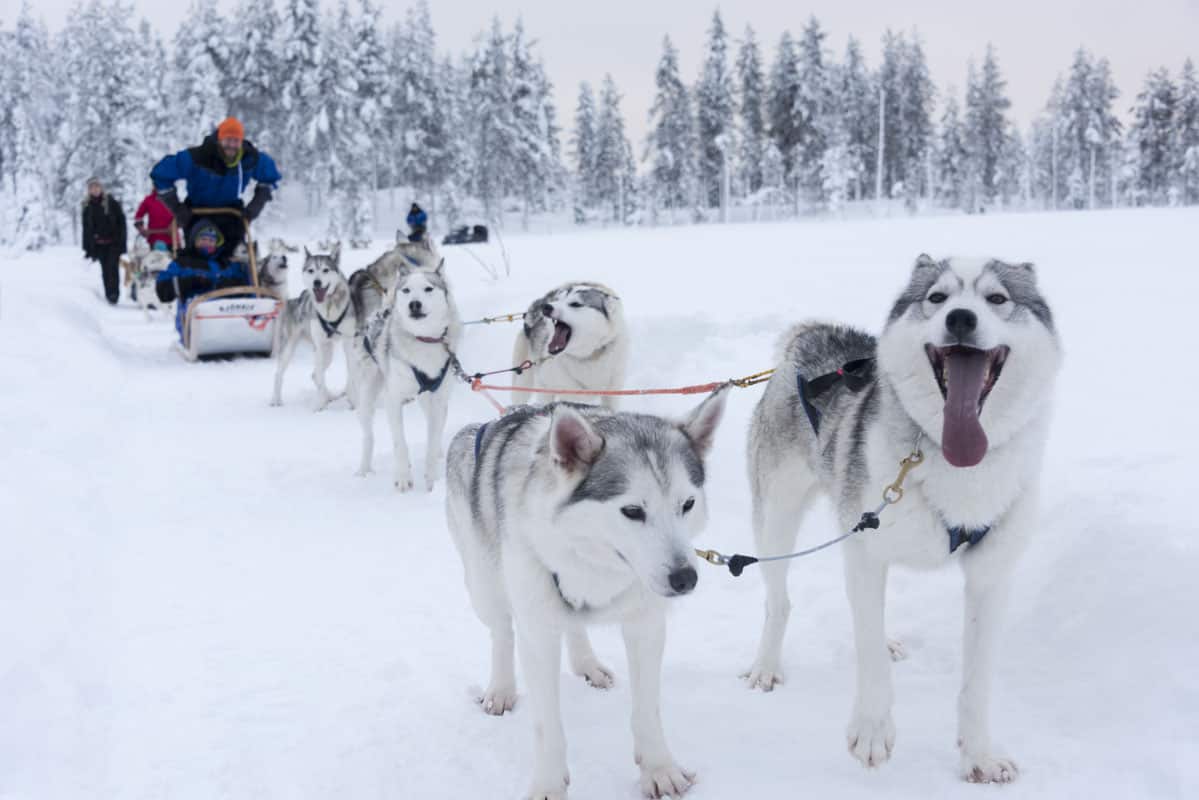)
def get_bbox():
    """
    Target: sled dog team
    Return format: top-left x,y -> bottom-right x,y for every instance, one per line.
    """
271,243 -> 1060,799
